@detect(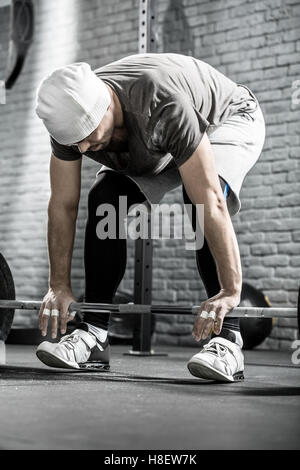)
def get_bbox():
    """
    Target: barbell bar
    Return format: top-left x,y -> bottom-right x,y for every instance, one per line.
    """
0,299 -> 297,318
